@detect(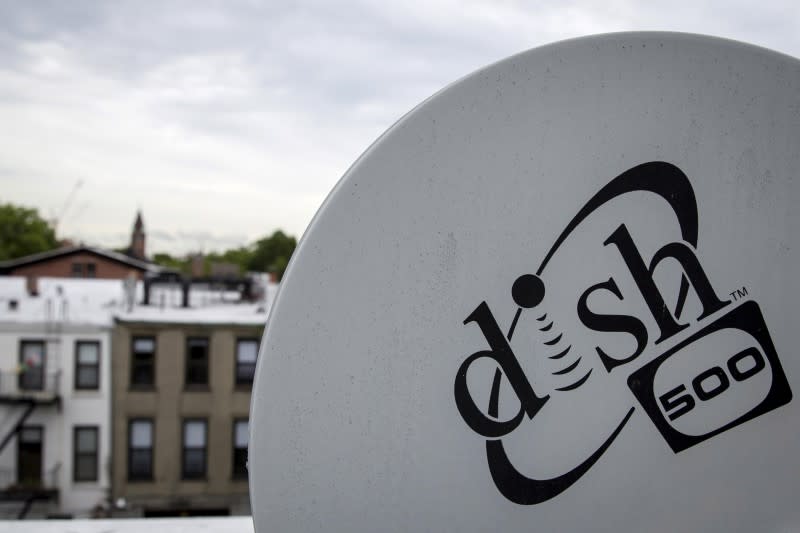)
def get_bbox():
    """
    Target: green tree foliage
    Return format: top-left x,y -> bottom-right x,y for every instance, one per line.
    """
0,203 -> 58,261
151,230 -> 296,280
152,252 -> 190,273
247,230 -> 296,280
